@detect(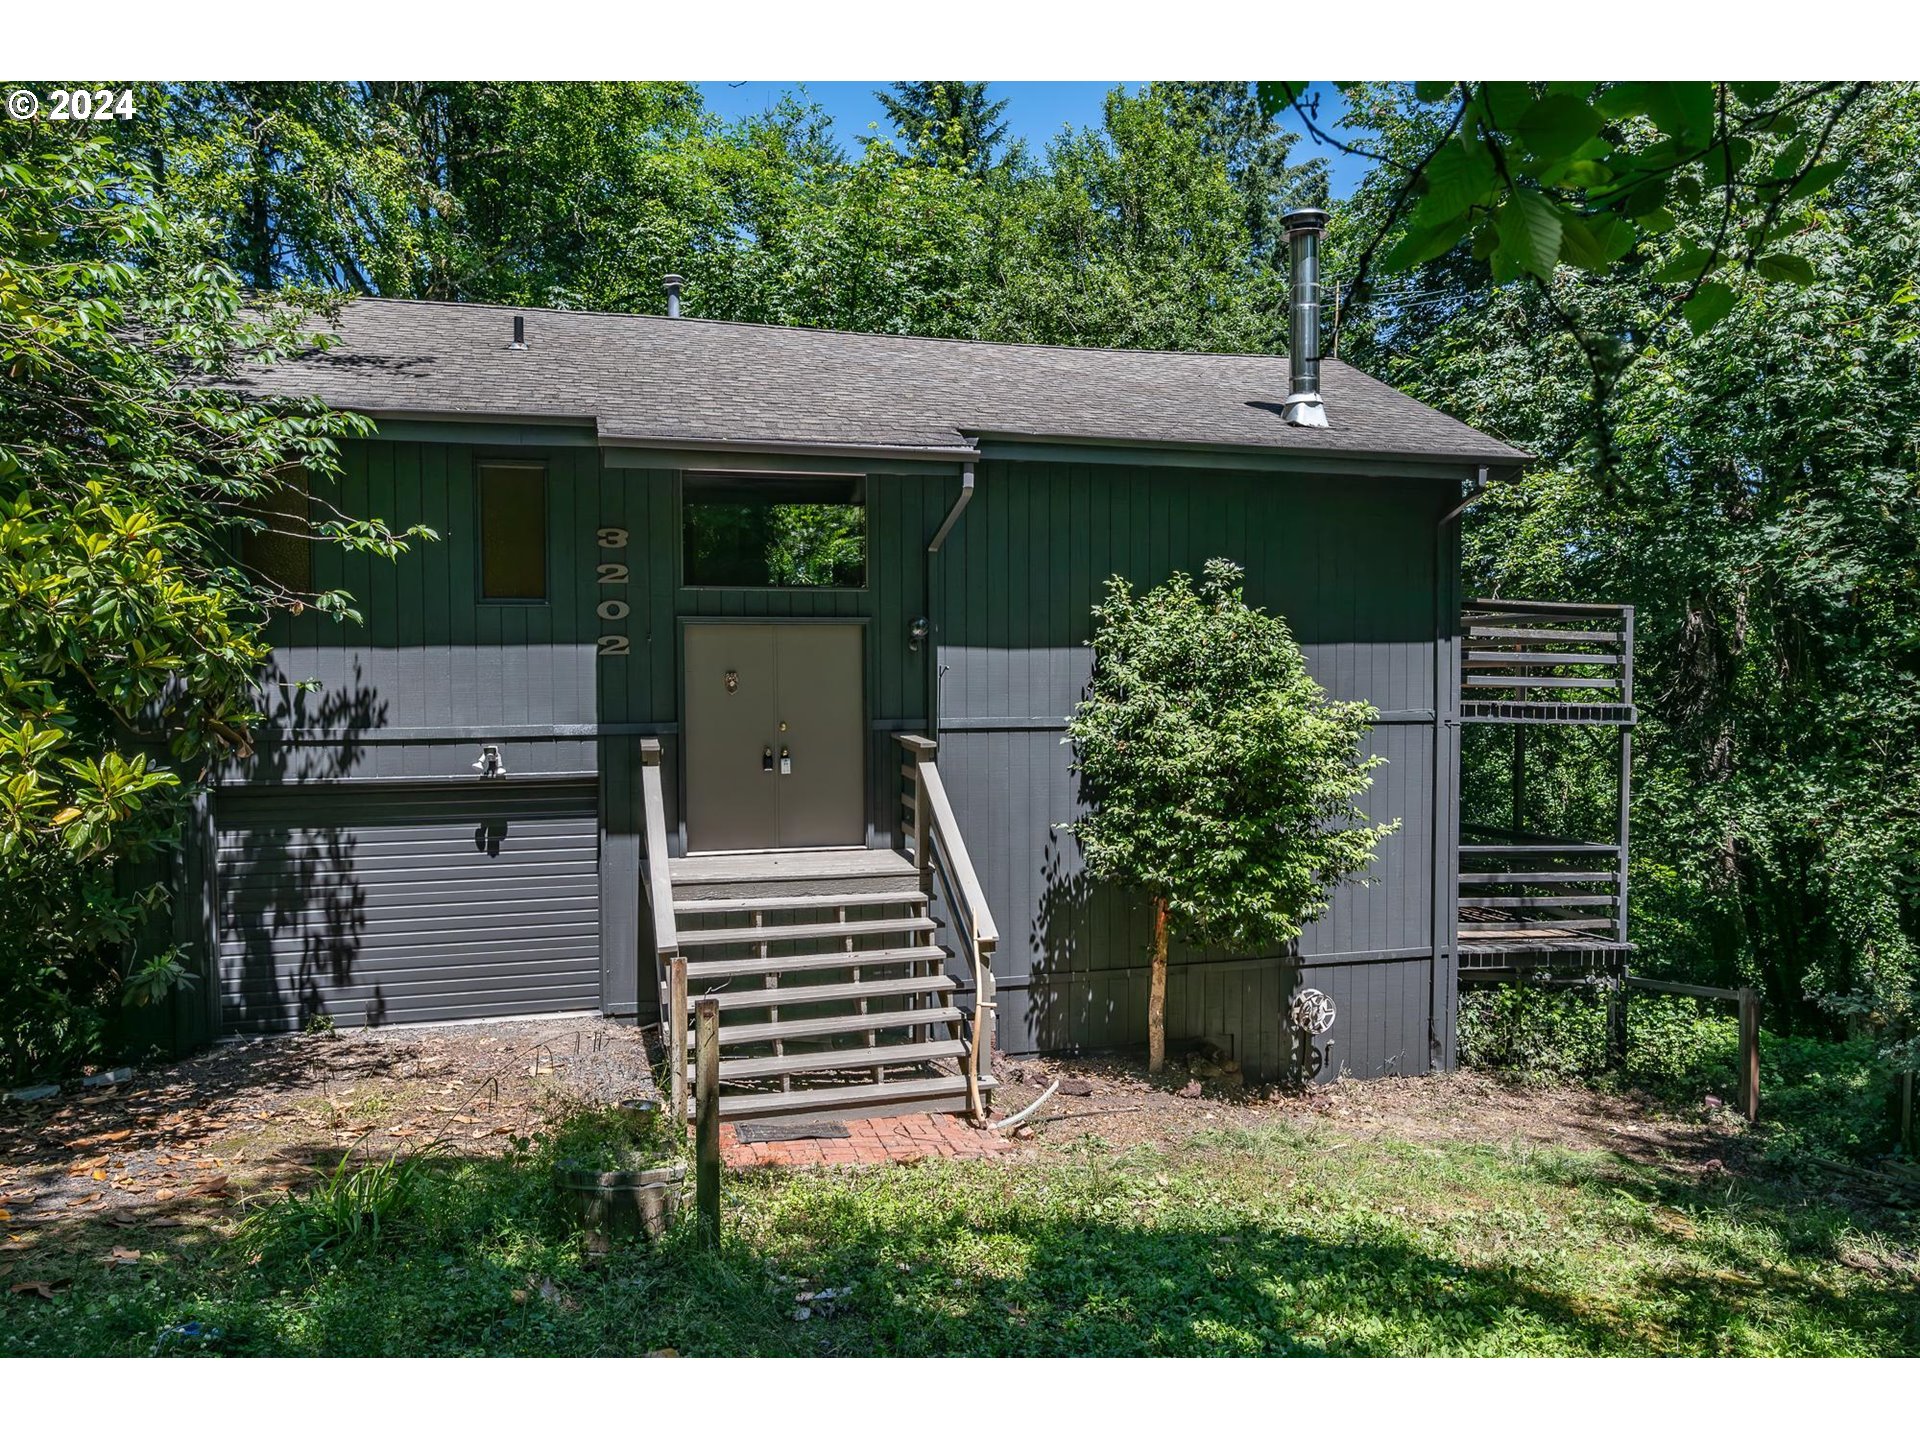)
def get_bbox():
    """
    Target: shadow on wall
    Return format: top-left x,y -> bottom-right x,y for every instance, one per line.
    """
1028,827 -> 1329,1083
217,659 -> 385,1035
